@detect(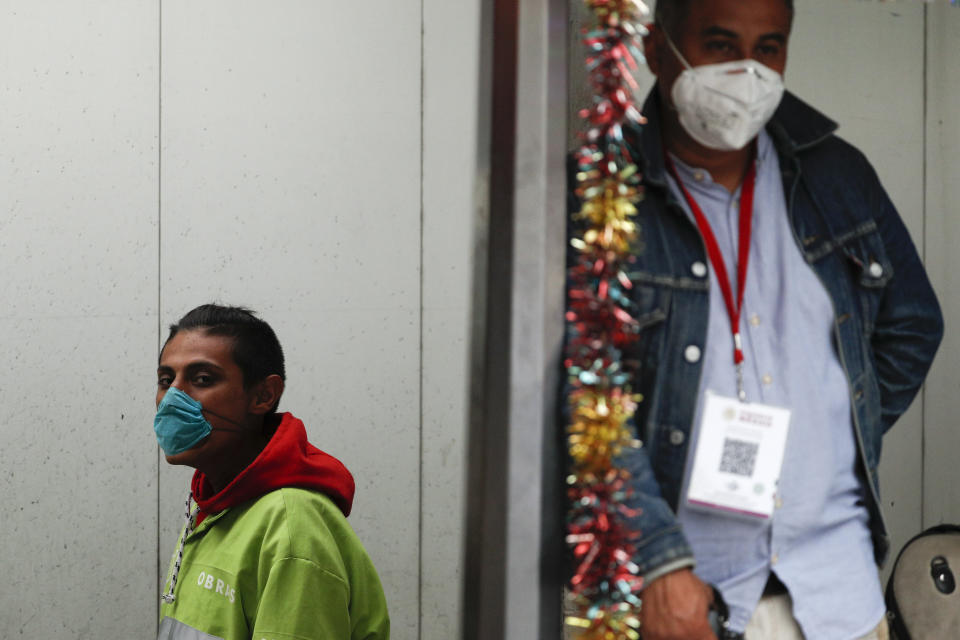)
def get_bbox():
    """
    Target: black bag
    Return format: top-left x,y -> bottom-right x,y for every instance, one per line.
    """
885,524 -> 960,639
